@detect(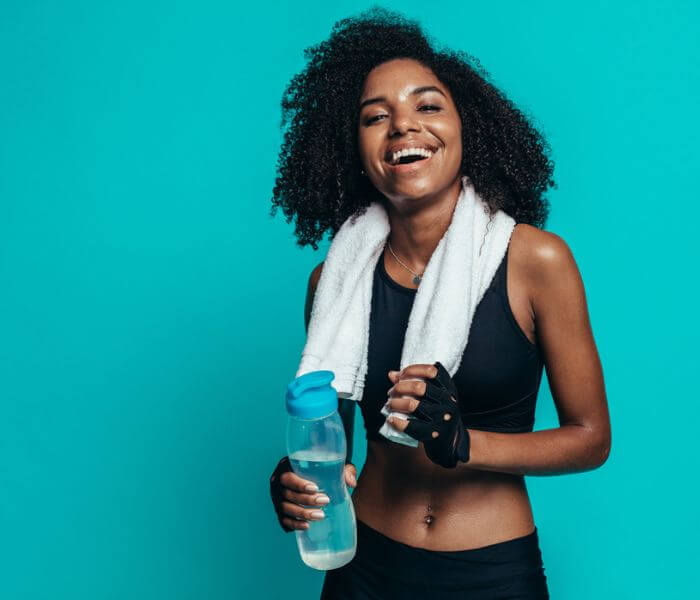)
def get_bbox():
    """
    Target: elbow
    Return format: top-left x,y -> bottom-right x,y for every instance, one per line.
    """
592,429 -> 612,468
578,422 -> 611,469
597,440 -> 611,467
